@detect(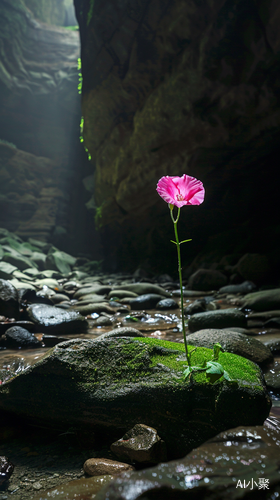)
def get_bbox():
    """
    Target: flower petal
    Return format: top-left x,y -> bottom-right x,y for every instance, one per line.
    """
157,174 -> 205,207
